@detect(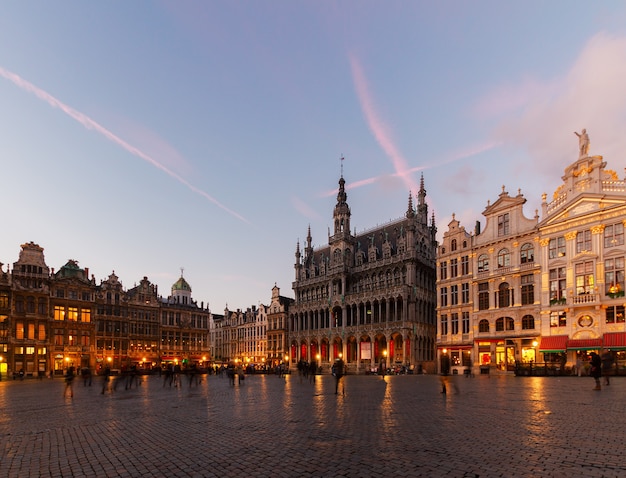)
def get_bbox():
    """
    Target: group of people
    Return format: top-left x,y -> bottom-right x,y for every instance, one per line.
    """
296,359 -> 318,383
